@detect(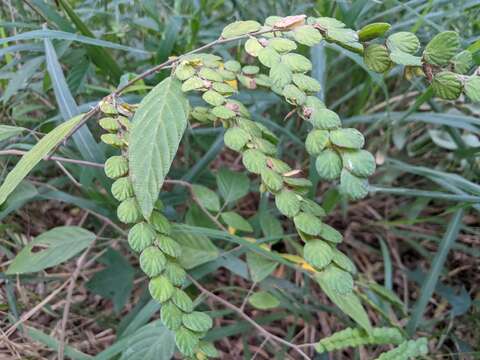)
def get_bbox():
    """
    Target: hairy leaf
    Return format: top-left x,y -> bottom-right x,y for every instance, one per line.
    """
129,77 -> 190,218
